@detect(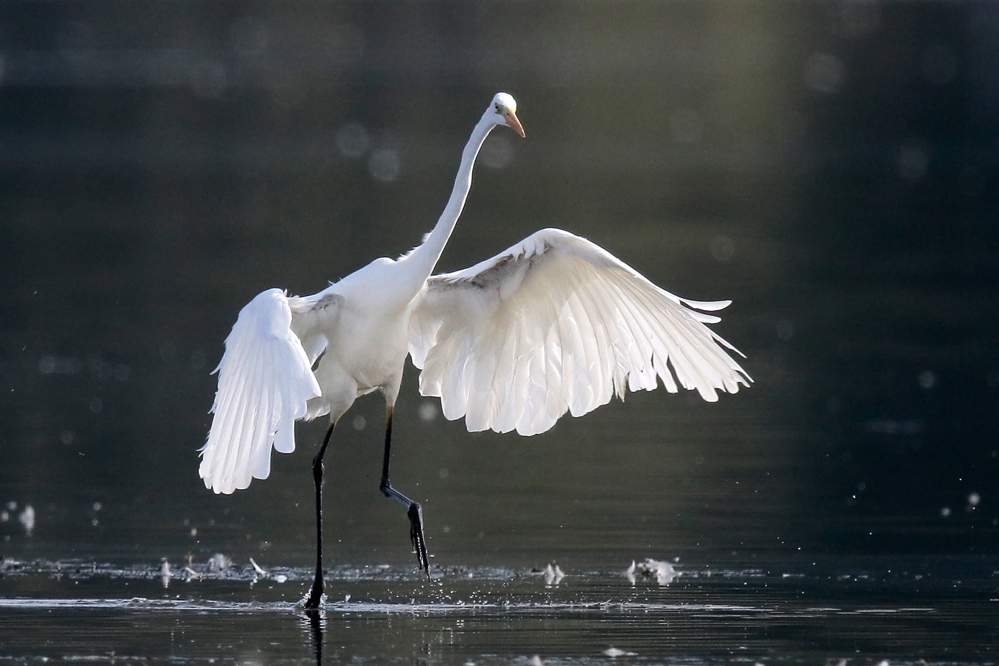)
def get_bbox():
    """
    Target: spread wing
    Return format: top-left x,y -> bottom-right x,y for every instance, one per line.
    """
408,228 -> 751,436
199,288 -> 323,494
